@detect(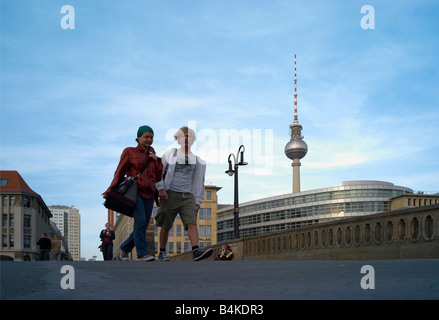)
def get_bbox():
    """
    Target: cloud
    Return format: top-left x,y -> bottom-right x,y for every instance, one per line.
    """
307,152 -> 367,169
